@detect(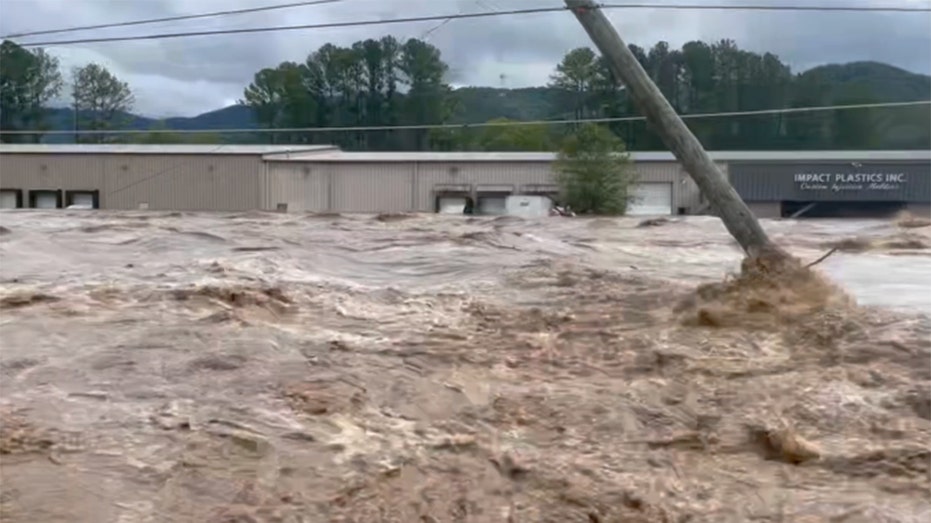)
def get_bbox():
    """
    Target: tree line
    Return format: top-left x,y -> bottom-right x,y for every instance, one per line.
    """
239,37 -> 928,151
1,40 -> 136,143
1,37 -> 928,149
